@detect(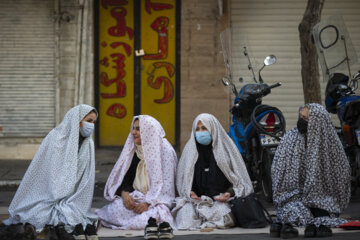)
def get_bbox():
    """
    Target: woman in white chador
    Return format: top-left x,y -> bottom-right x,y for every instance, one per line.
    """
3,104 -> 98,239
96,115 -> 177,232
172,113 -> 253,230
